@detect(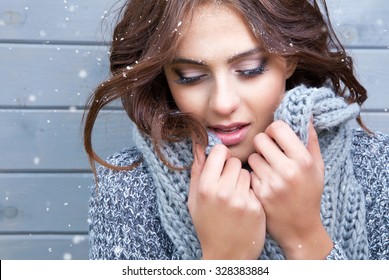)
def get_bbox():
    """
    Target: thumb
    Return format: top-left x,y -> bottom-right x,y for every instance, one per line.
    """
306,121 -> 324,172
189,143 -> 206,201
